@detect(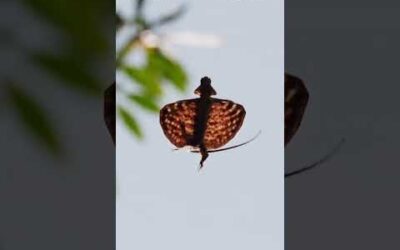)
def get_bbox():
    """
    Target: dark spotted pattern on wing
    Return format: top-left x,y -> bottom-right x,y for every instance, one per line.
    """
203,99 -> 246,149
159,99 -> 197,147
285,73 -> 309,145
